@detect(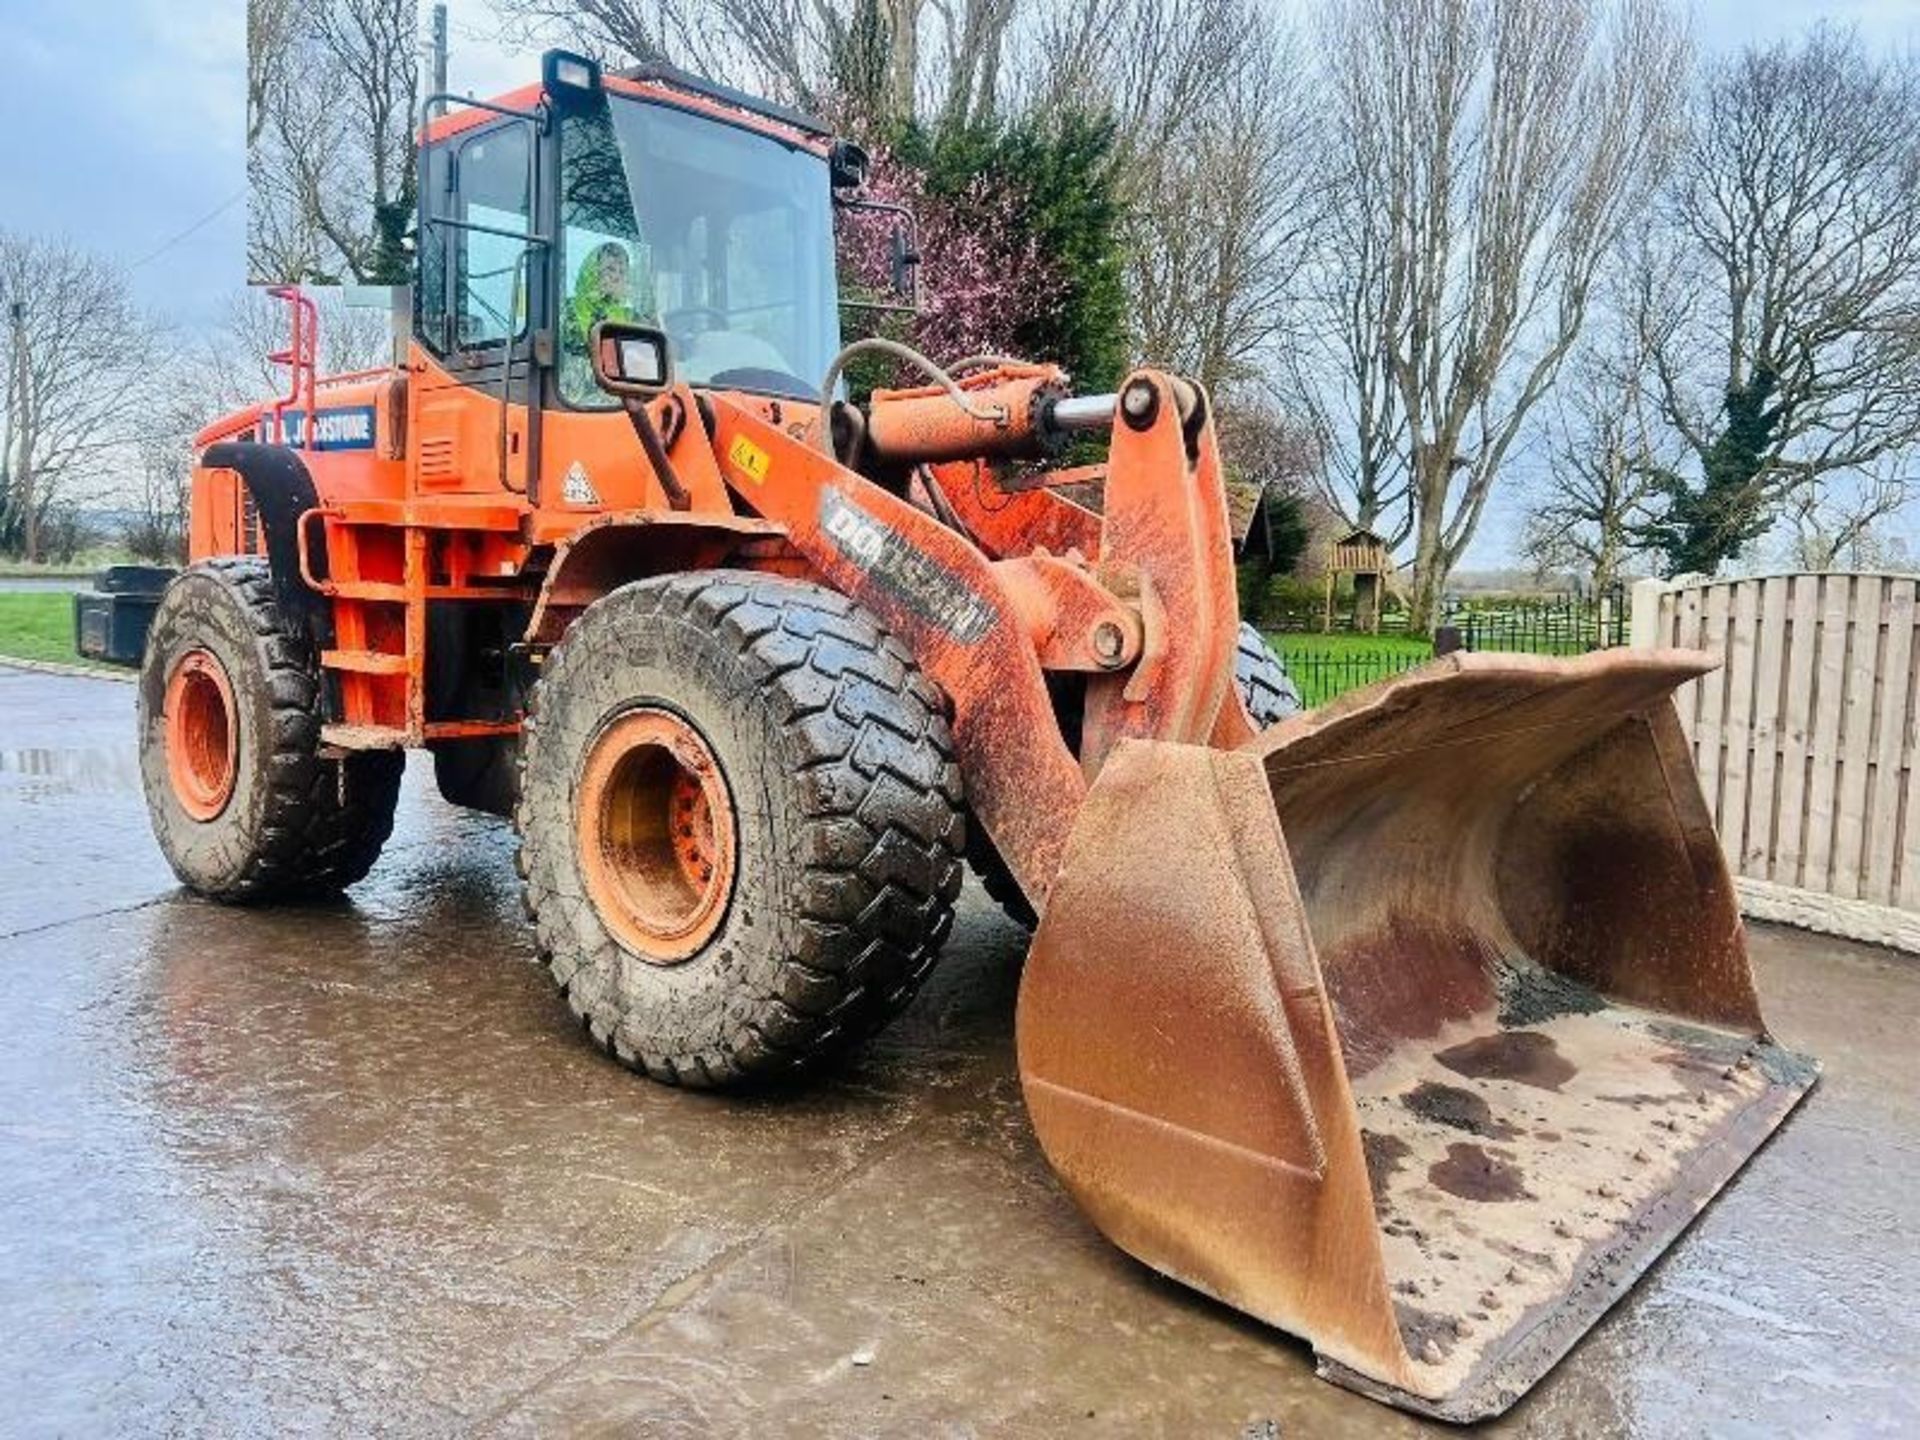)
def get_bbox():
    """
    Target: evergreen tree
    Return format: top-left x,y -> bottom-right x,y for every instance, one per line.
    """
1635,362 -> 1786,574
883,112 -> 1127,391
